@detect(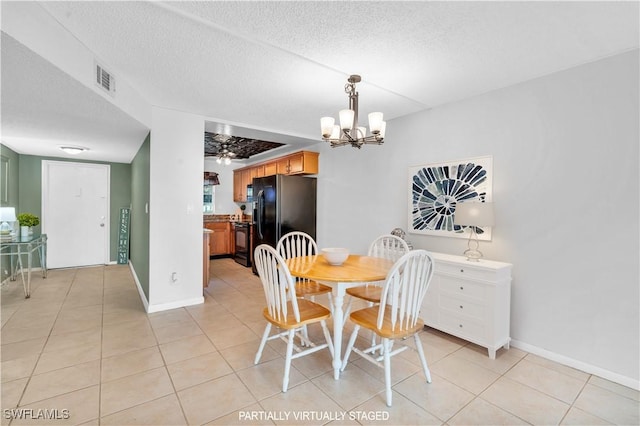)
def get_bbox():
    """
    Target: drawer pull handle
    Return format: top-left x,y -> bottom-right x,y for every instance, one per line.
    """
460,269 -> 464,273
460,286 -> 464,290
459,324 -> 463,328
459,305 -> 463,309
